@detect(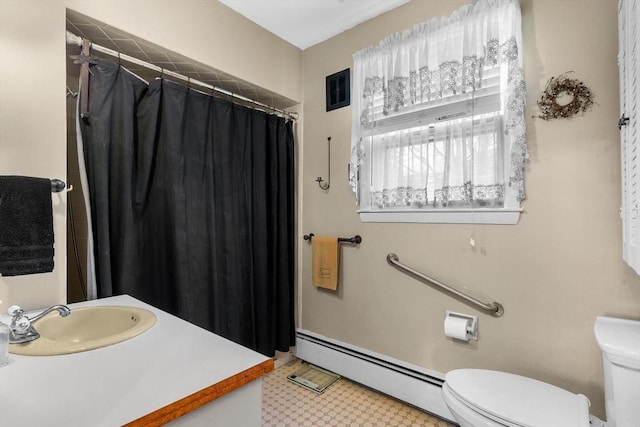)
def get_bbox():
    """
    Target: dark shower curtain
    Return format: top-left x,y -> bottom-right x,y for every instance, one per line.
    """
78,58 -> 295,356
